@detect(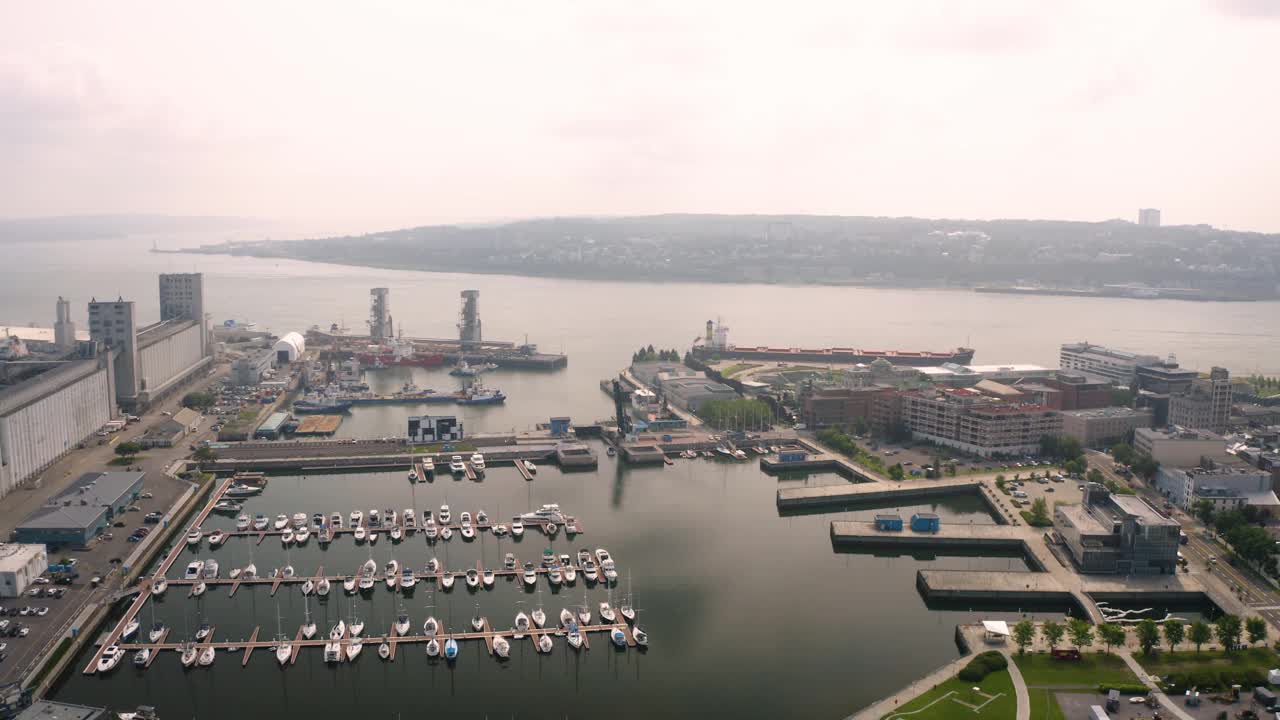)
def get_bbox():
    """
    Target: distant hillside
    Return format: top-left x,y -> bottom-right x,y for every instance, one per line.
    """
0,214 -> 260,243
180,213 -> 1280,298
